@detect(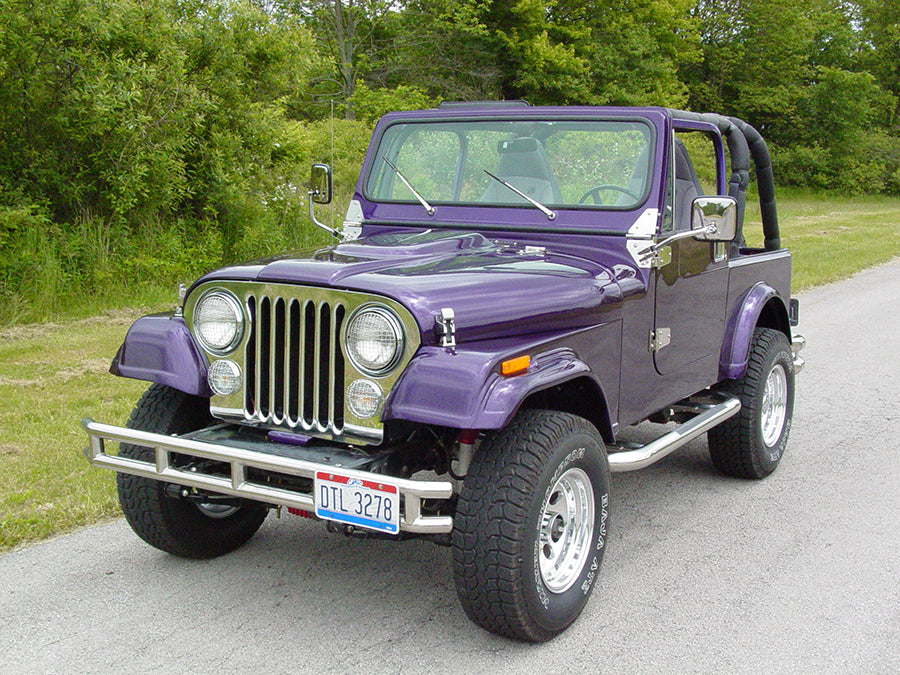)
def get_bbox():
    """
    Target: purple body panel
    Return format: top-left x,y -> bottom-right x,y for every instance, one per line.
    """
199,230 -> 645,344
110,313 -> 211,398
110,104 -> 794,439
386,323 -> 620,439
719,252 -> 792,379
